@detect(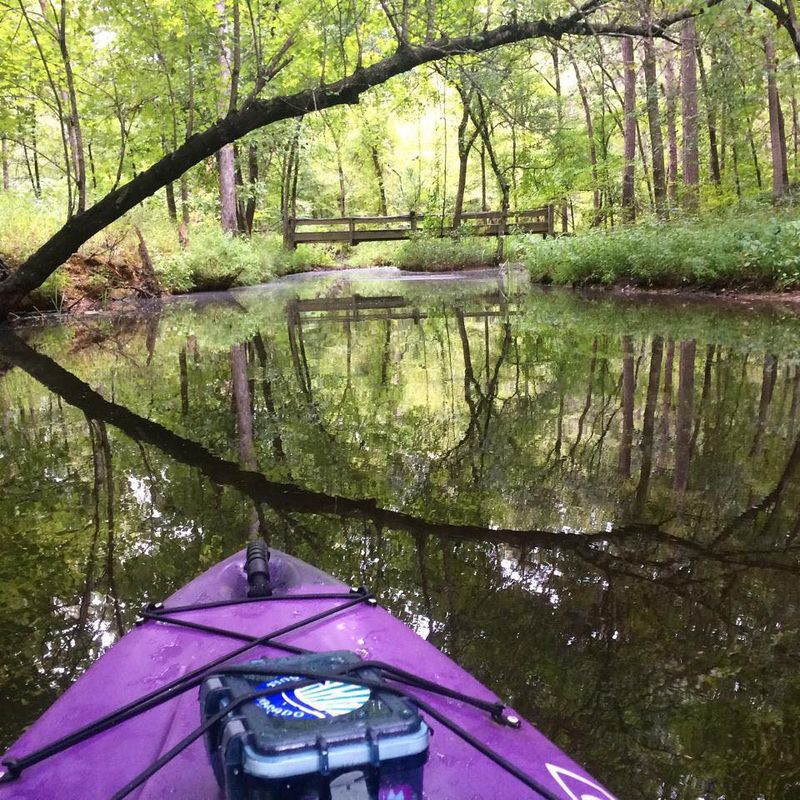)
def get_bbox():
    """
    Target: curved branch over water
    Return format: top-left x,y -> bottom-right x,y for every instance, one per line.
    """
1,330 -> 797,578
